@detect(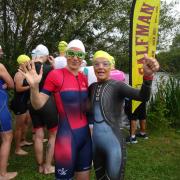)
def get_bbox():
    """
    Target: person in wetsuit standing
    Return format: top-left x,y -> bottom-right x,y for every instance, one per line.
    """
0,45 -> 17,179
88,50 -> 159,180
19,40 -> 92,180
28,44 -> 59,174
11,55 -> 32,156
